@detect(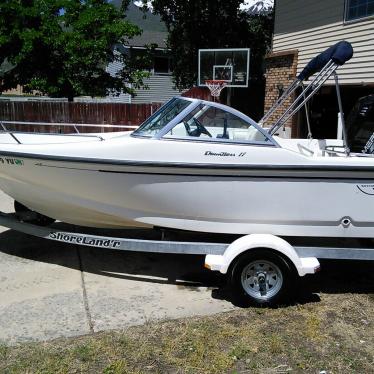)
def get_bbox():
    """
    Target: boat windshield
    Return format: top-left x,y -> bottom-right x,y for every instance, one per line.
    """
165,103 -> 271,144
132,97 -> 274,145
133,98 -> 191,137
